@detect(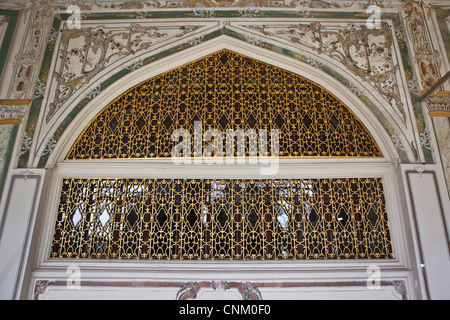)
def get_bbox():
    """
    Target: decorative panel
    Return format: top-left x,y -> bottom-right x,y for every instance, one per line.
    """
51,177 -> 392,260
